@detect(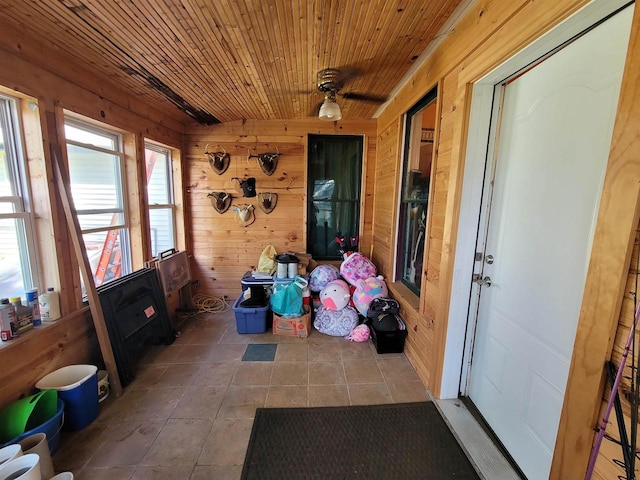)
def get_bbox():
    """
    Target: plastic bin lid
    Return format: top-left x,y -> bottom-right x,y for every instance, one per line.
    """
35,365 -> 98,392
275,253 -> 299,264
